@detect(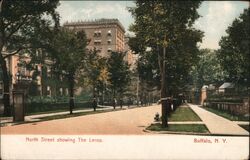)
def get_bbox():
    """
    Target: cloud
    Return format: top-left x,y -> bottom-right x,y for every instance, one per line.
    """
195,1 -> 246,49
56,2 -> 76,24
56,1 -> 135,33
